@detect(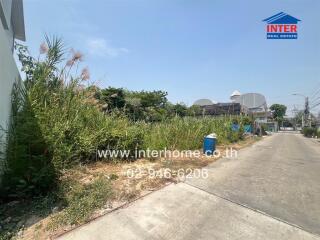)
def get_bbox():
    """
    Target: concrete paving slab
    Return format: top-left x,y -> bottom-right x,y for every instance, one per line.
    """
187,133 -> 320,235
58,133 -> 320,239
58,183 -> 319,240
